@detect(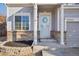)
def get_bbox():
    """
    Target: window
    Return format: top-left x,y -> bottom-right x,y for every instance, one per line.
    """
15,16 -> 21,30
22,16 -> 29,30
15,13 -> 30,31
